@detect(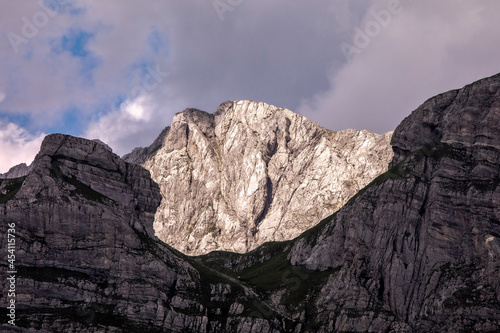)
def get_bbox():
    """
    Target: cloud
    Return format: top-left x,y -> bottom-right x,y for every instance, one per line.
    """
297,0 -> 500,133
0,1 -> 167,125
1,0 -> 500,172
0,121 -> 44,173
83,92 -> 185,156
